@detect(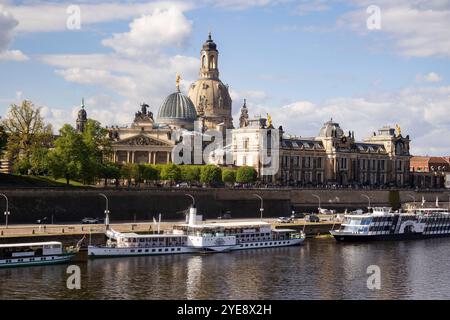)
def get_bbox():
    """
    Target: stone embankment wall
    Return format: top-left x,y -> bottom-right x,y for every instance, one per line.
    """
0,187 -> 447,223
